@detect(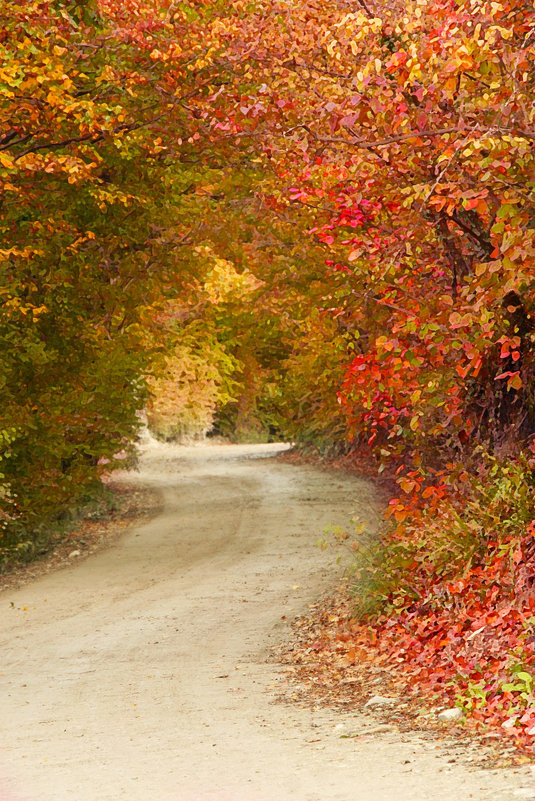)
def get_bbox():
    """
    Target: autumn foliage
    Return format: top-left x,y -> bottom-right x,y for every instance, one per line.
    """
4,0 -> 535,748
